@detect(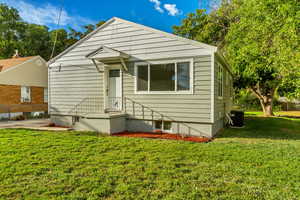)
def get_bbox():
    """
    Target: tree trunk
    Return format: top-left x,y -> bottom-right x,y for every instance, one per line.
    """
250,86 -> 275,117
259,97 -> 274,117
